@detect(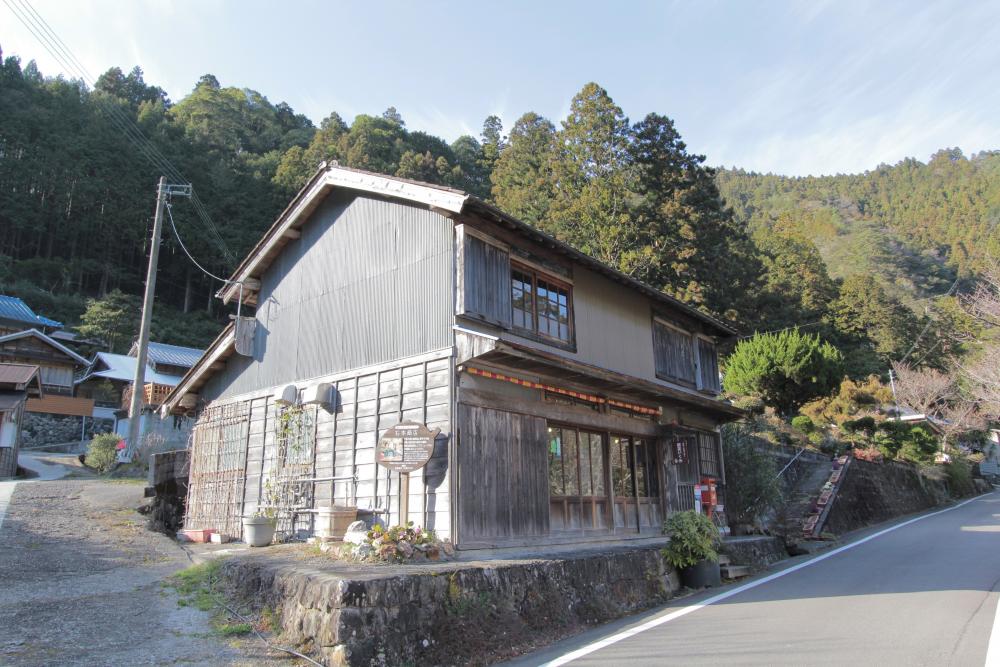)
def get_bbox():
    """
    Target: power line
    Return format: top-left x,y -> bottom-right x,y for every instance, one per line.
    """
4,0 -> 235,266
896,271 -> 964,366
165,200 -> 234,285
